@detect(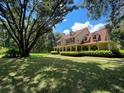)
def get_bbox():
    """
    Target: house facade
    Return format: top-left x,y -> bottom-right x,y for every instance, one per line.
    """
53,27 -> 117,52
